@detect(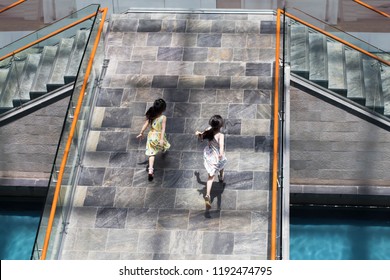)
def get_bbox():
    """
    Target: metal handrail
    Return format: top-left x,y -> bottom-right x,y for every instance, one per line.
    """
354,0 -> 390,18
284,11 -> 390,67
40,7 -> 107,260
0,12 -> 98,62
0,0 -> 26,14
